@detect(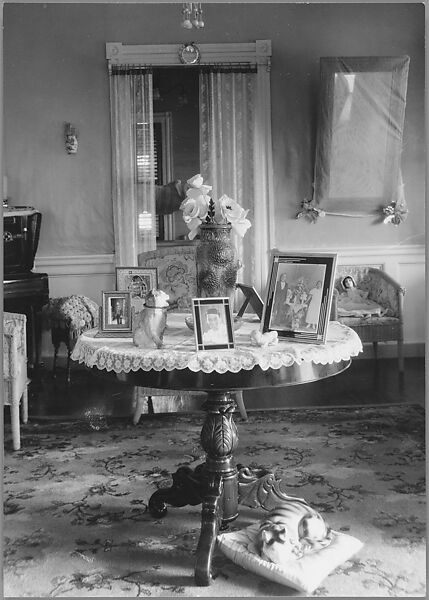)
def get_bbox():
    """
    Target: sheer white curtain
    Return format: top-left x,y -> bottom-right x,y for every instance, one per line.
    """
200,69 -> 256,285
109,68 -> 156,267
